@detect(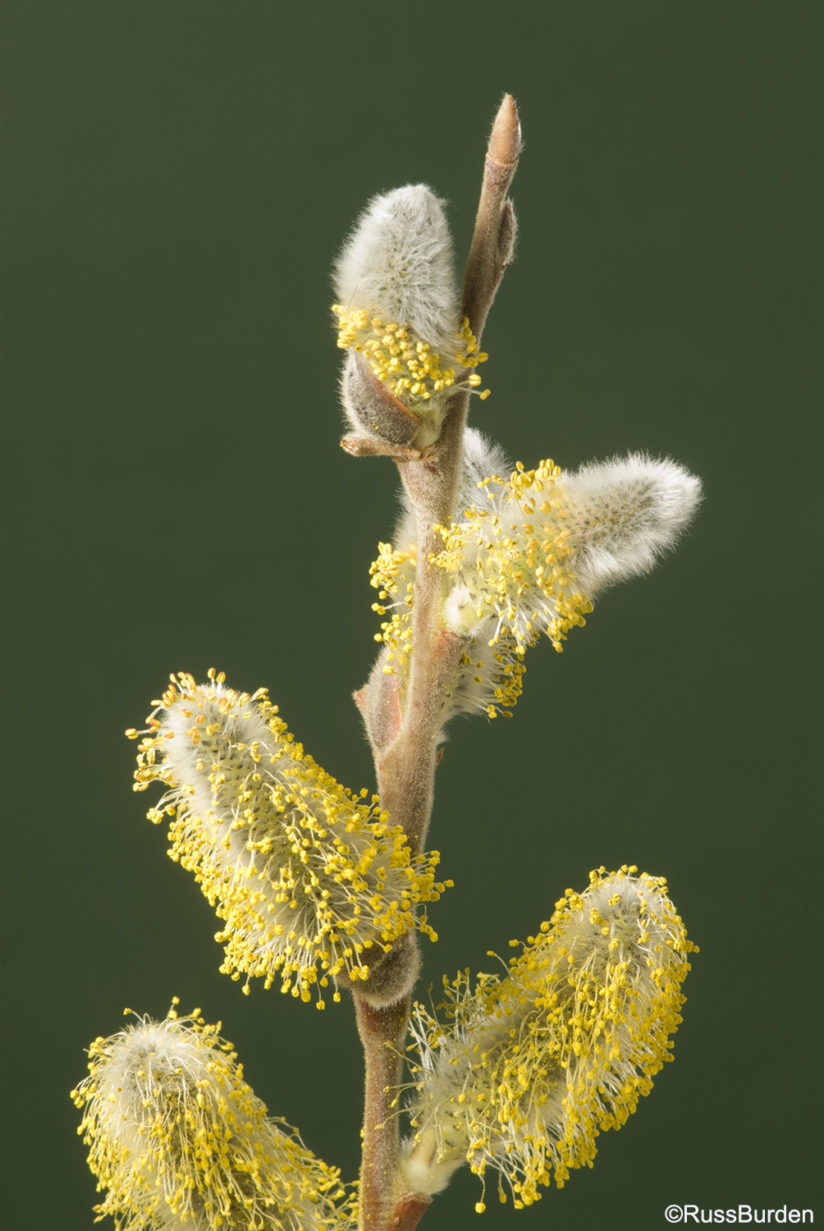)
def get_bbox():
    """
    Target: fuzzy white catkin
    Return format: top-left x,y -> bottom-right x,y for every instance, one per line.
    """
334,184 -> 459,350
557,453 -> 703,593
